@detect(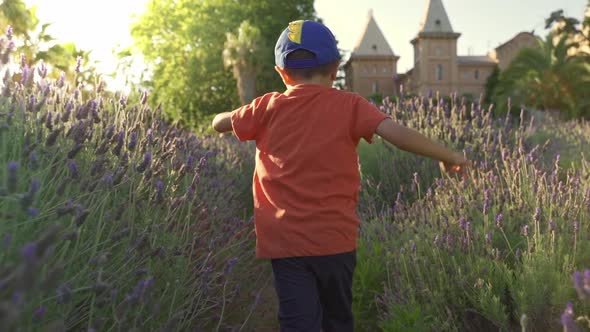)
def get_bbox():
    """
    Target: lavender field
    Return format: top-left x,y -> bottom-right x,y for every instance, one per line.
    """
1,41 -> 590,332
